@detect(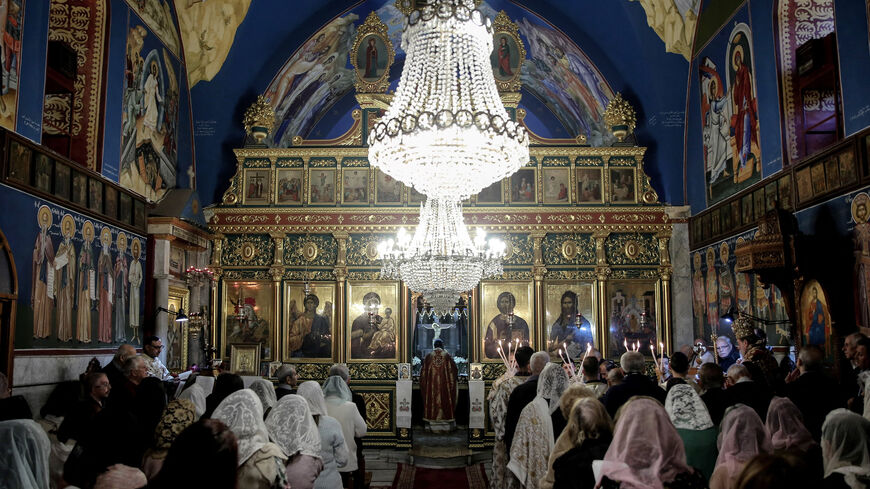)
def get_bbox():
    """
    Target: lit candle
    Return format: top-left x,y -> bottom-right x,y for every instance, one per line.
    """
659,341 -> 665,373
581,343 -> 592,363
623,339 -> 628,352
563,342 -> 576,377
